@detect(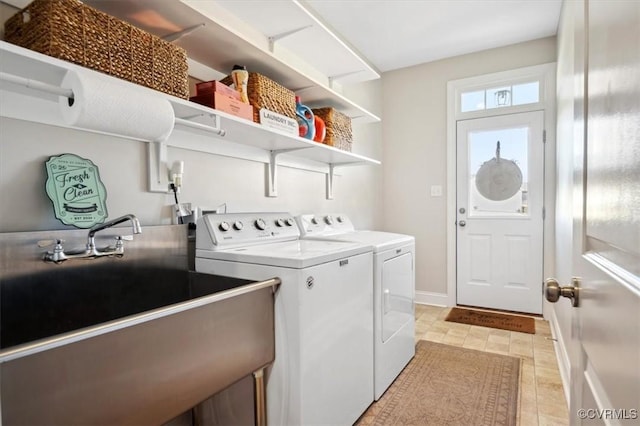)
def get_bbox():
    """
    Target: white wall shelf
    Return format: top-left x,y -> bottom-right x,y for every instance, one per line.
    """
209,0 -> 380,85
82,0 -> 381,123
0,41 -> 380,200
